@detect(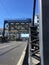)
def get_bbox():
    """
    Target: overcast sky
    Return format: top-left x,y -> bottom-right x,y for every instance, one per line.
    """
0,0 -> 39,28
